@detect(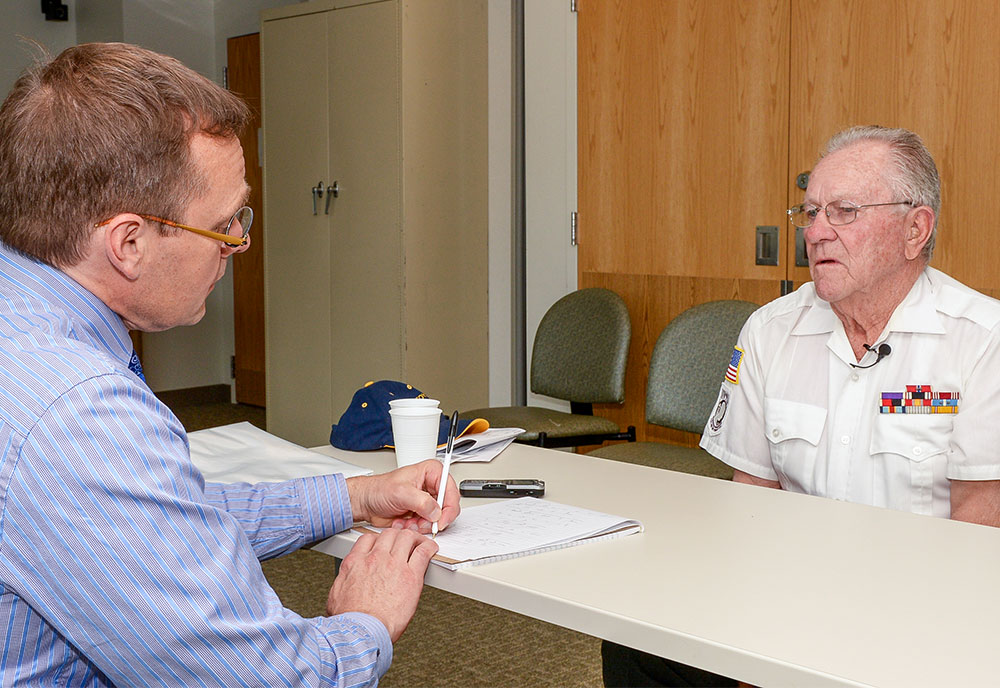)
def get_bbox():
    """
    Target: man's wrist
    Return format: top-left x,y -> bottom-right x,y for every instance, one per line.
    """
345,475 -> 368,523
